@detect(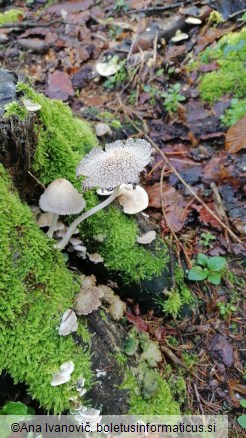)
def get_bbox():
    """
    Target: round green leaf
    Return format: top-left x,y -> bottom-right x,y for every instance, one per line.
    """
207,273 -> 221,285
240,399 -> 246,408
0,401 -> 28,415
197,253 -> 209,267
207,256 -> 226,272
188,267 -> 208,281
237,414 -> 246,429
